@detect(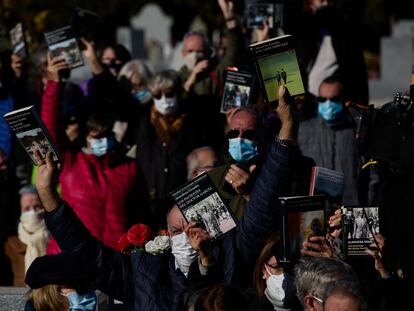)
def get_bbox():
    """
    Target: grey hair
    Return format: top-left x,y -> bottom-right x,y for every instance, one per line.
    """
118,59 -> 153,86
148,70 -> 182,94
186,146 -> 216,181
294,257 -> 365,310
